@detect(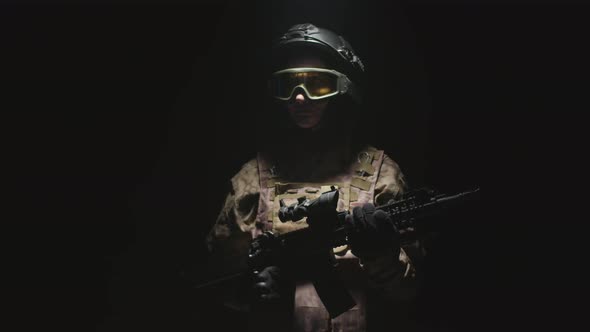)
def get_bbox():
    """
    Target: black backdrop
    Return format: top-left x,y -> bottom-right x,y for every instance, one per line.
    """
5,1 -> 587,331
